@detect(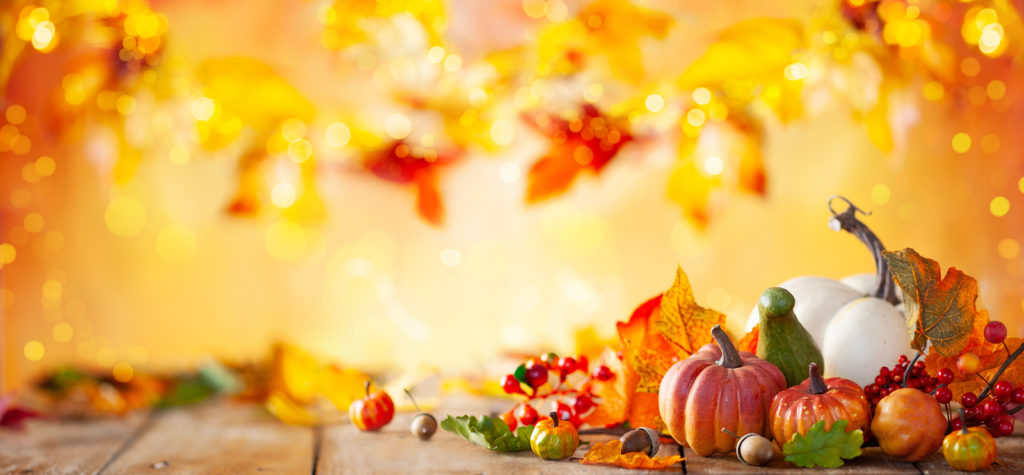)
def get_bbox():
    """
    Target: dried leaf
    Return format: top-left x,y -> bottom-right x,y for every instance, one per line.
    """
580,440 -> 684,469
883,248 -> 979,356
656,266 -> 727,354
783,419 -> 863,468
737,325 -> 759,354
925,308 -> 1024,401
